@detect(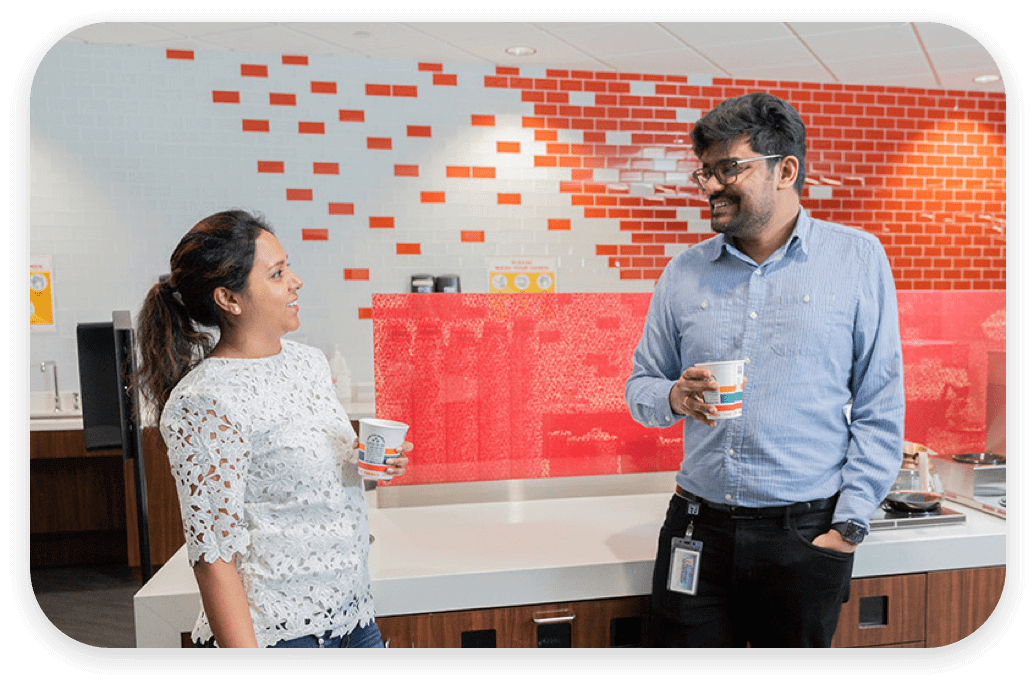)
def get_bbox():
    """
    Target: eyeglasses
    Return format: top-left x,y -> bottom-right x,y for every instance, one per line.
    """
691,154 -> 783,191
